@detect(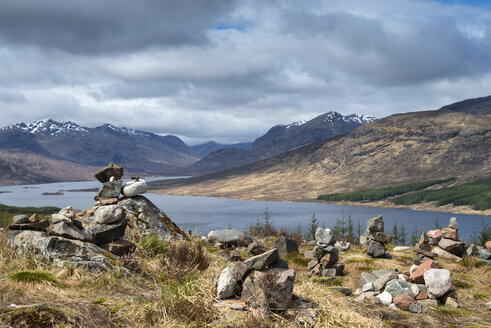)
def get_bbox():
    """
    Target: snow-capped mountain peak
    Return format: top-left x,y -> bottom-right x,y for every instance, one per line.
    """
343,114 -> 377,124
5,119 -> 89,136
282,120 -> 307,129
